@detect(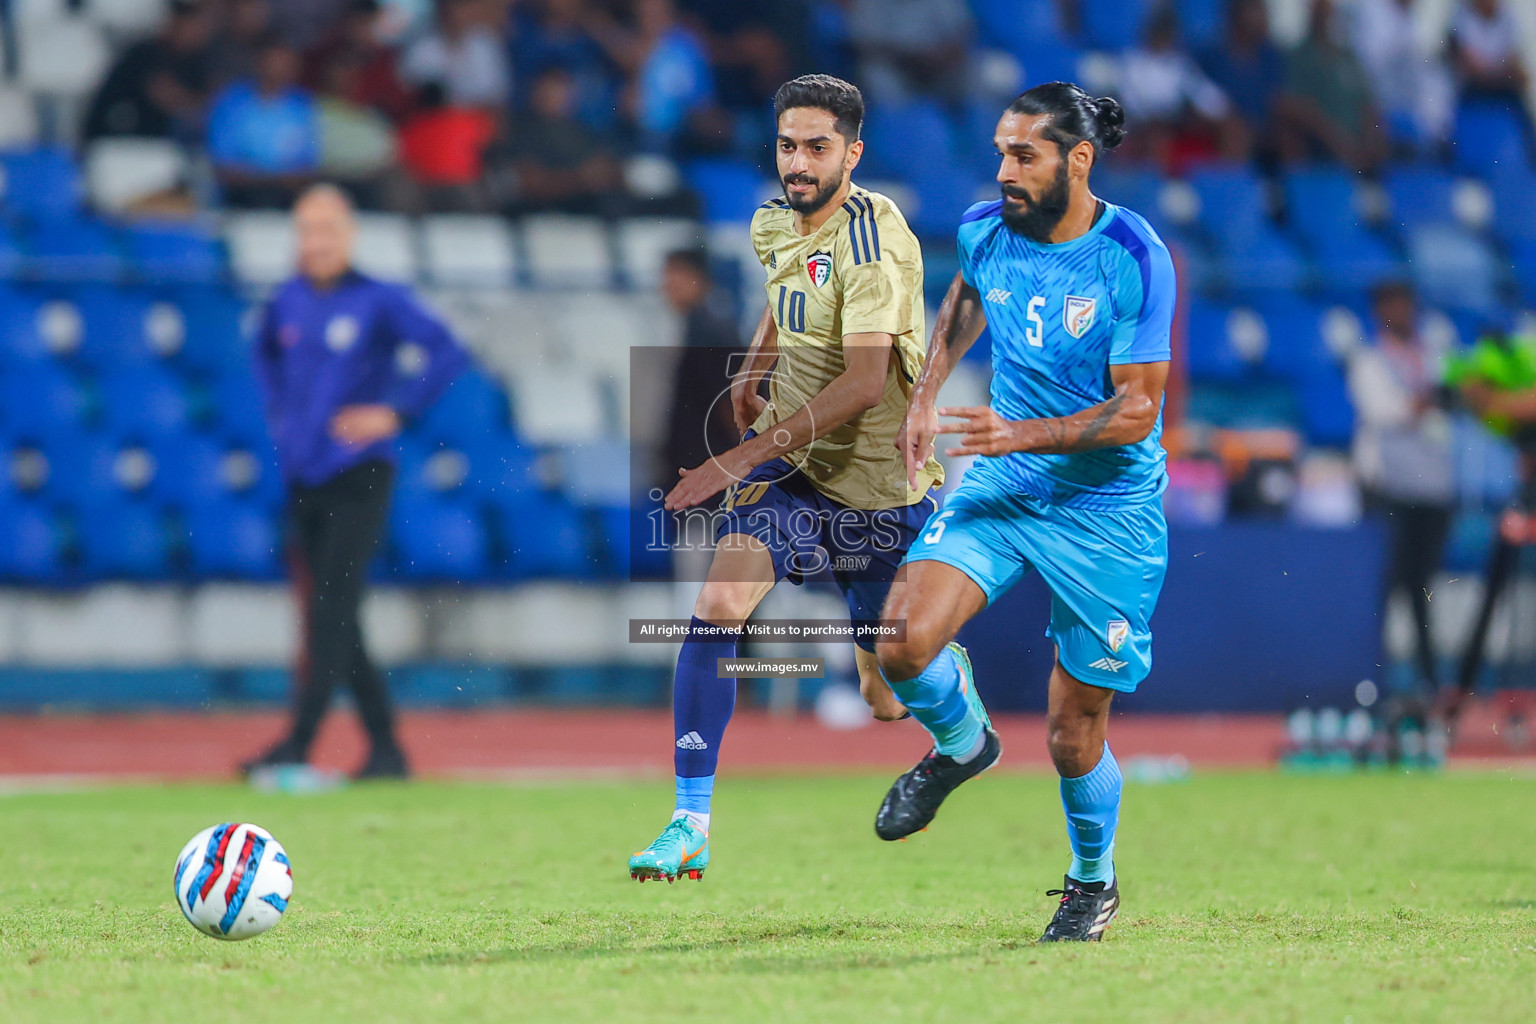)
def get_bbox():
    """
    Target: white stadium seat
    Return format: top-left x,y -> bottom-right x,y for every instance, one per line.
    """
85,137 -> 186,212
521,214 -> 611,287
224,210 -> 295,285
506,366 -> 609,444
17,18 -> 112,98
0,88 -> 40,149
616,217 -> 702,289
11,0 -> 69,23
548,292 -> 651,371
421,214 -> 516,287
88,0 -> 170,37
351,213 -> 418,282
